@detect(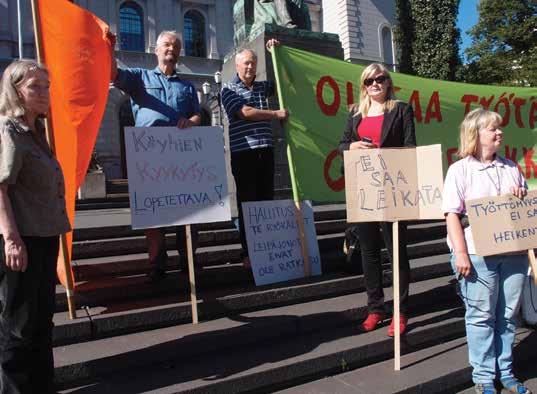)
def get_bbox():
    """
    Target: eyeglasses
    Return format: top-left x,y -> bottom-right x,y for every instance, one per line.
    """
364,75 -> 388,87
